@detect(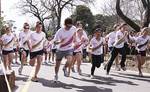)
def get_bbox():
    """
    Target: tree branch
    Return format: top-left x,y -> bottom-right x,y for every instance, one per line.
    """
116,0 -> 141,32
